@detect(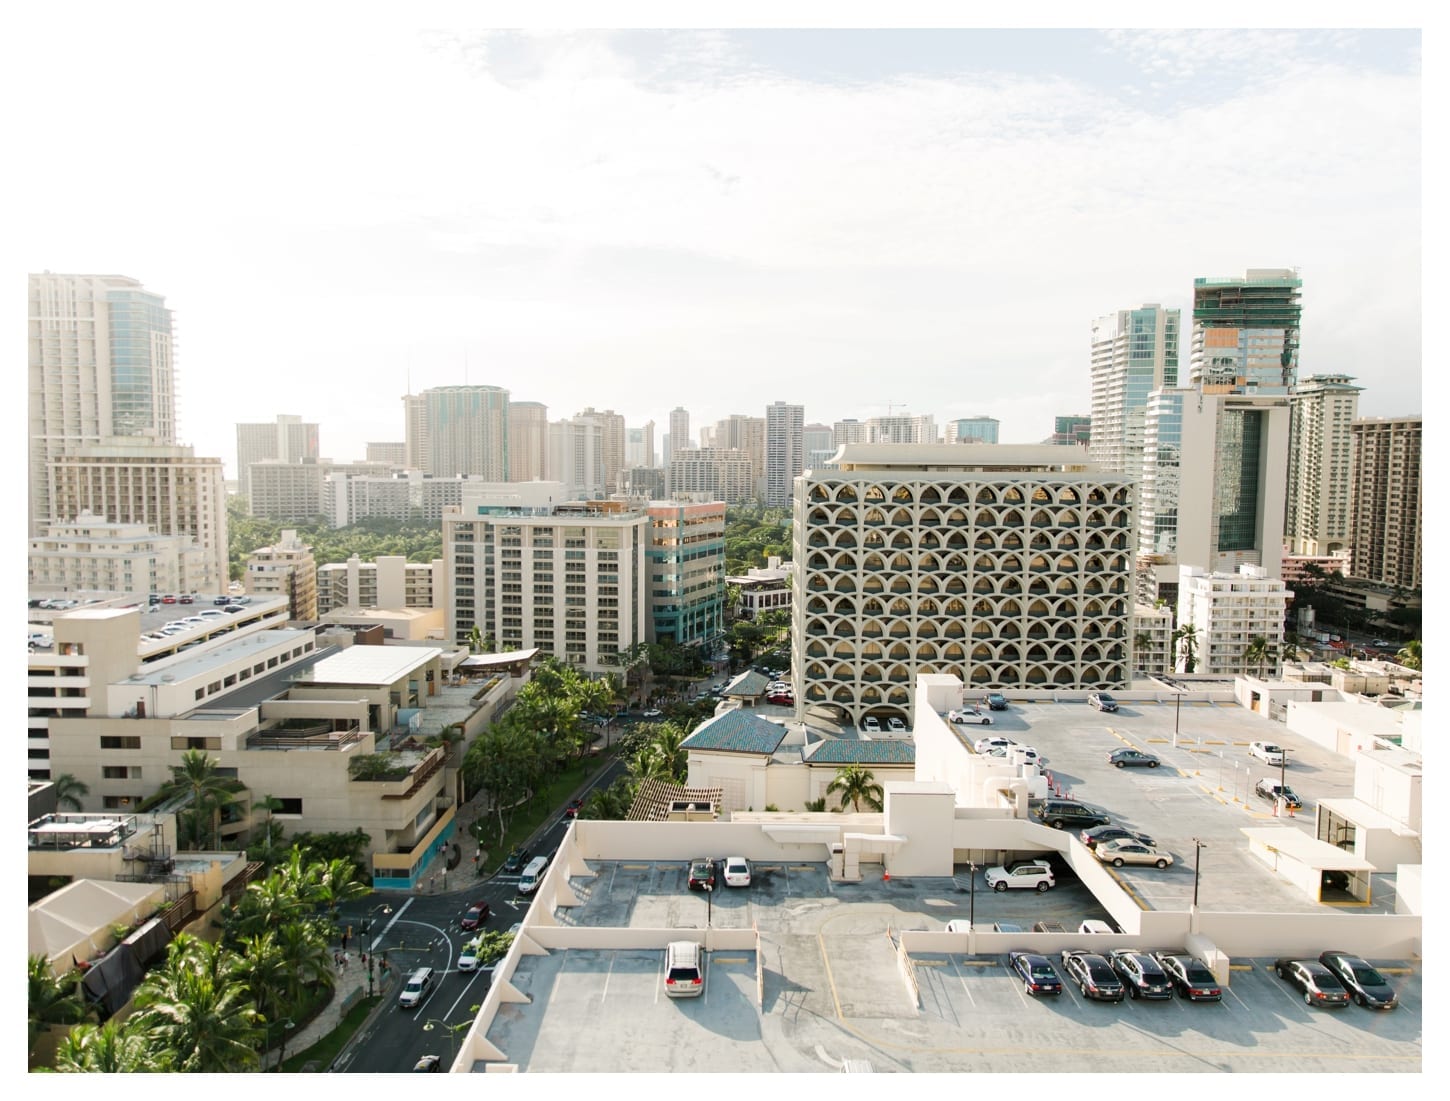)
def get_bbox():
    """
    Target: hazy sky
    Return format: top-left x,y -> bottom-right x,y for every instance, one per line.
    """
14,9 -> 1423,480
